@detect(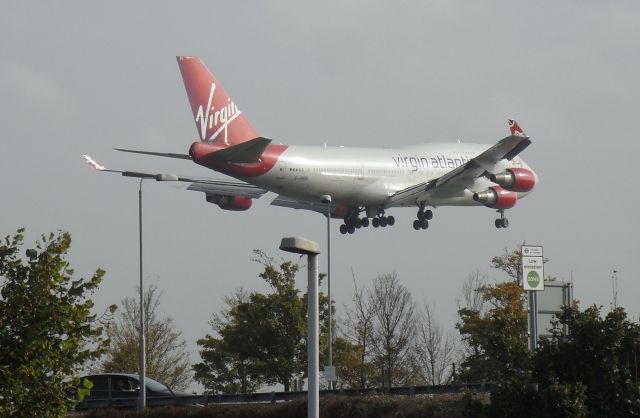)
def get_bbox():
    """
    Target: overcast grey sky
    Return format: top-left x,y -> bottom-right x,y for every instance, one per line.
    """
2,1 -> 639,390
